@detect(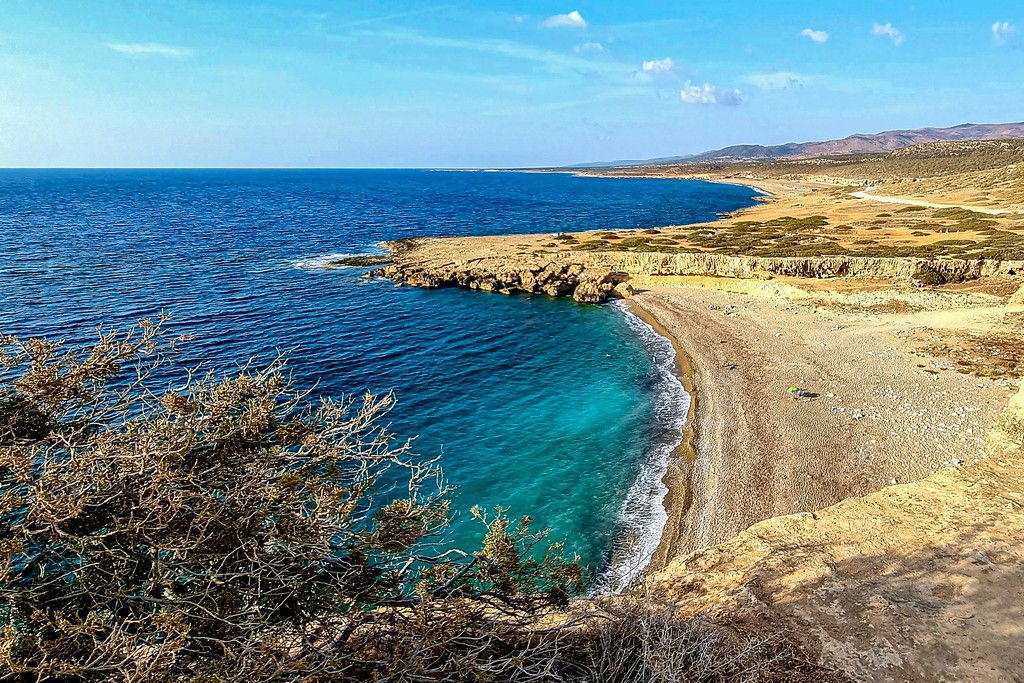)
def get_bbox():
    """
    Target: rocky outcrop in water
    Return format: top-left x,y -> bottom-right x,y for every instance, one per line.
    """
373,261 -> 627,303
